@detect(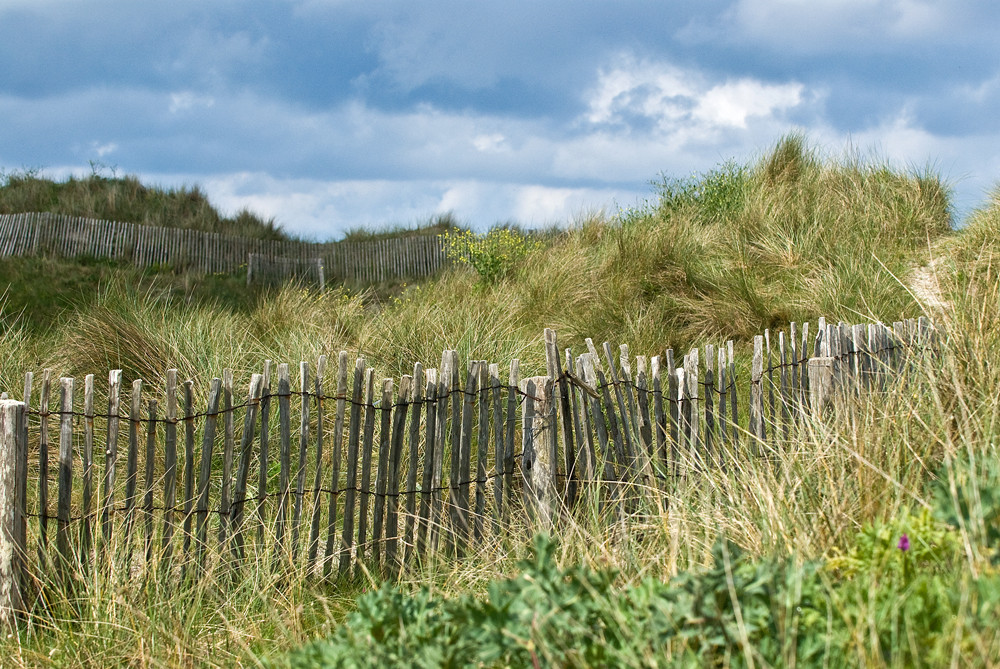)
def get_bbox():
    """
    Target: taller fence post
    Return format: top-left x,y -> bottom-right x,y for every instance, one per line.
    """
1,400 -> 26,624
808,357 -> 836,418
522,376 -> 555,530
